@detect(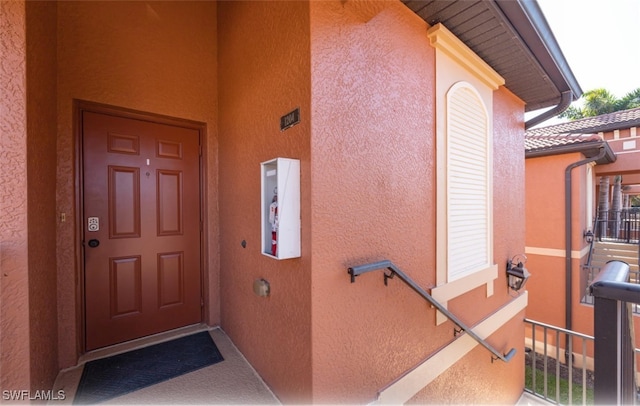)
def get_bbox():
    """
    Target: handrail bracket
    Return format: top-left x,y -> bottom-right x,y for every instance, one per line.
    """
383,269 -> 395,286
